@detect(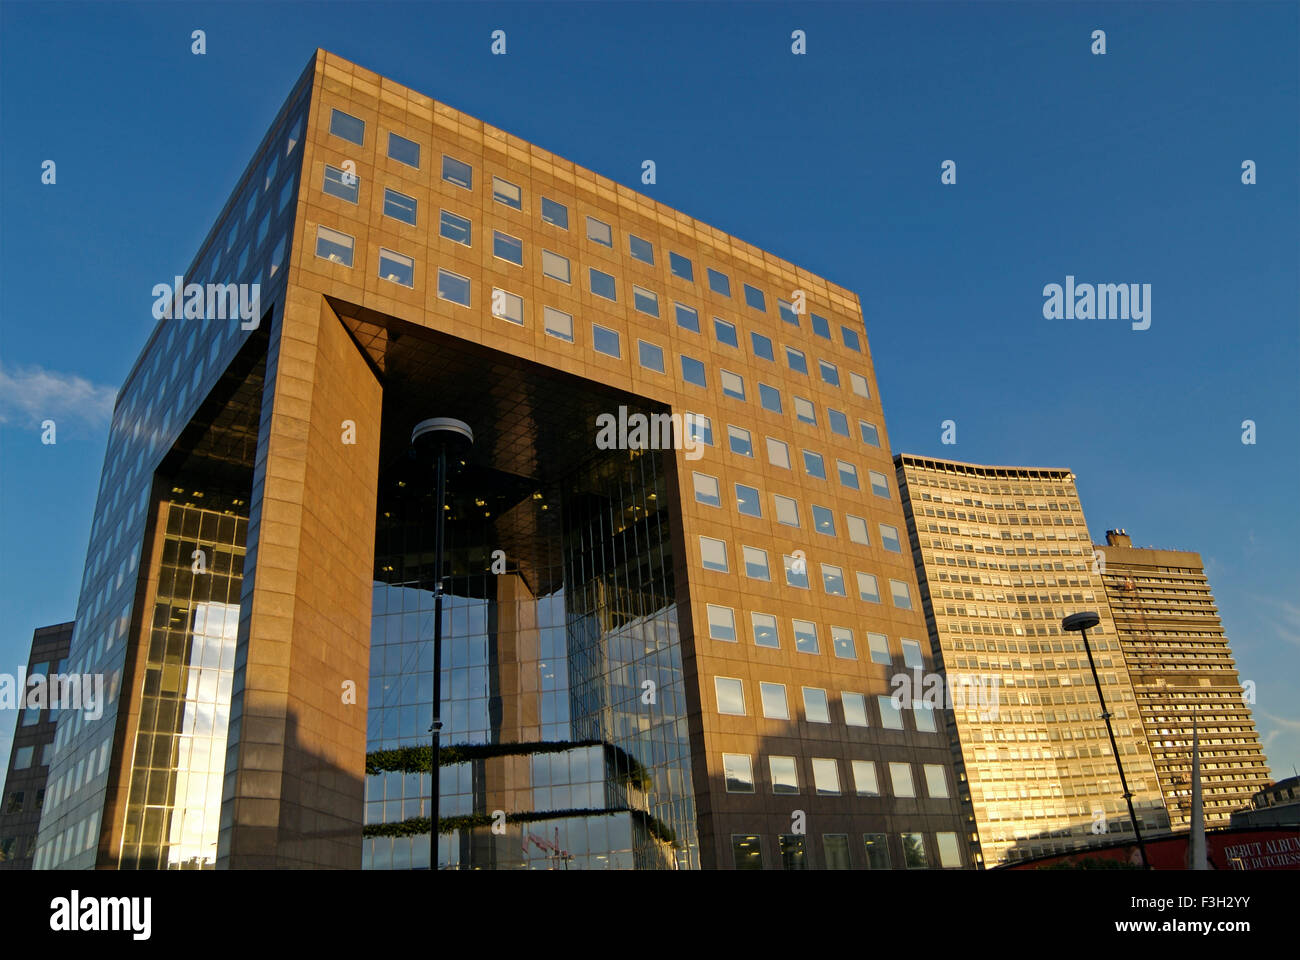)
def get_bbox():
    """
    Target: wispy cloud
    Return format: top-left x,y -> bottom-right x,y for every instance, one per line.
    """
0,364 -> 116,427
